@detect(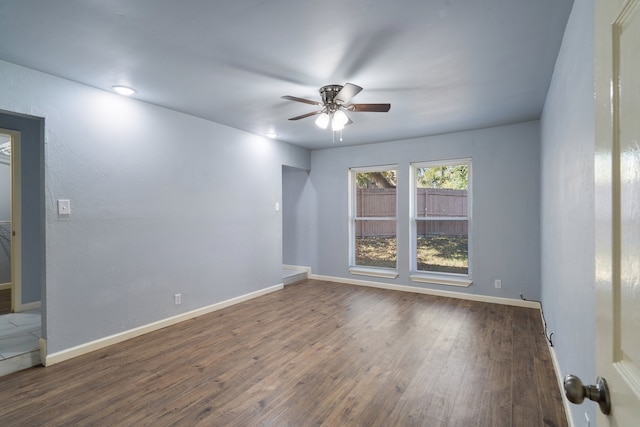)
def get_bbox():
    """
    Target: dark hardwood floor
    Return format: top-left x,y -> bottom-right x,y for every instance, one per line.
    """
0,288 -> 10,315
0,280 -> 566,426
